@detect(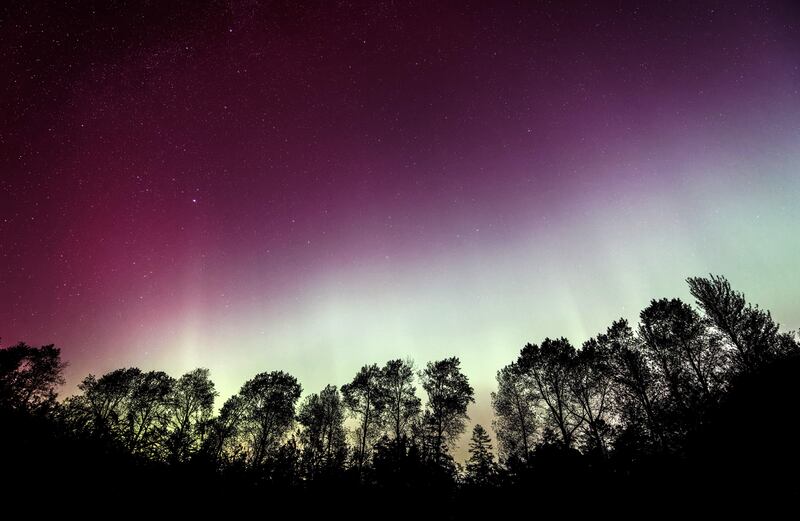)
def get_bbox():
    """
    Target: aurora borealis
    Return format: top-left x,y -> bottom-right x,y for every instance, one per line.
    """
2,0 -> 799,448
